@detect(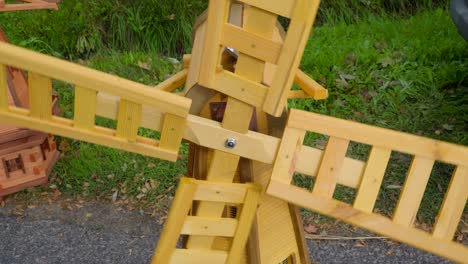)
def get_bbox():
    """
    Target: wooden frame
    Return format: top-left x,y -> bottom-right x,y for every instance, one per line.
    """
197,0 -> 321,117
266,109 -> 468,263
0,42 -> 191,162
151,177 -> 261,264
